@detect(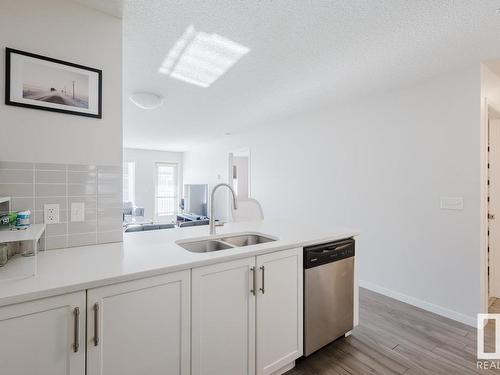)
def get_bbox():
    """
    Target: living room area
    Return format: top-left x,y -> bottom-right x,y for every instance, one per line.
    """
122,147 -> 251,232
